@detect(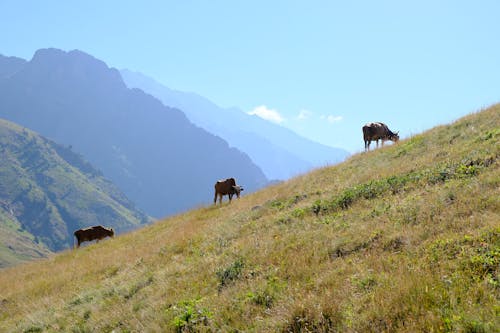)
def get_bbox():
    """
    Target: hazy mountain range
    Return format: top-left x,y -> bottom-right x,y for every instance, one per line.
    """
120,69 -> 350,180
0,118 -> 149,267
0,49 -> 267,218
